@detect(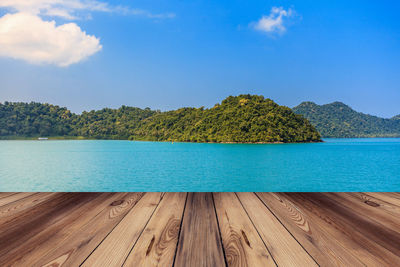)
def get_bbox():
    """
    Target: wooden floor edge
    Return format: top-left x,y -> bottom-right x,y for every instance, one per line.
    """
0,192 -> 399,267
